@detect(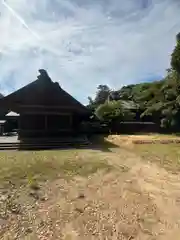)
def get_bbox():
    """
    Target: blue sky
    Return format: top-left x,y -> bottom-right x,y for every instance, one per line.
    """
0,0 -> 180,104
